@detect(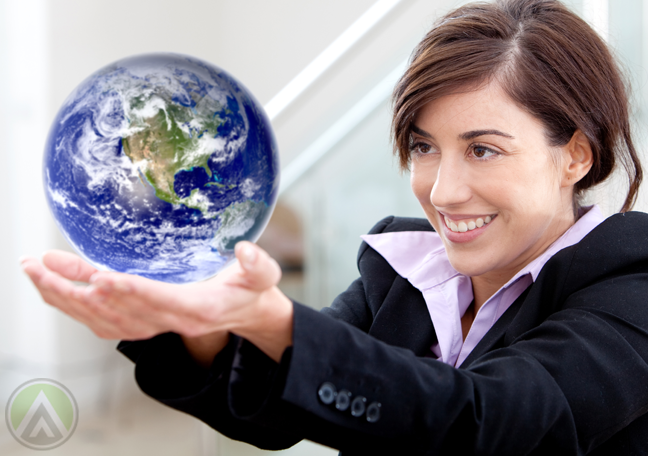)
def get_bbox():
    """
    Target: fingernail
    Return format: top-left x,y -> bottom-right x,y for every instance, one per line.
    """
18,256 -> 28,265
96,281 -> 111,291
114,281 -> 130,292
241,245 -> 257,266
86,287 -> 106,303
72,288 -> 85,301
114,280 -> 131,293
